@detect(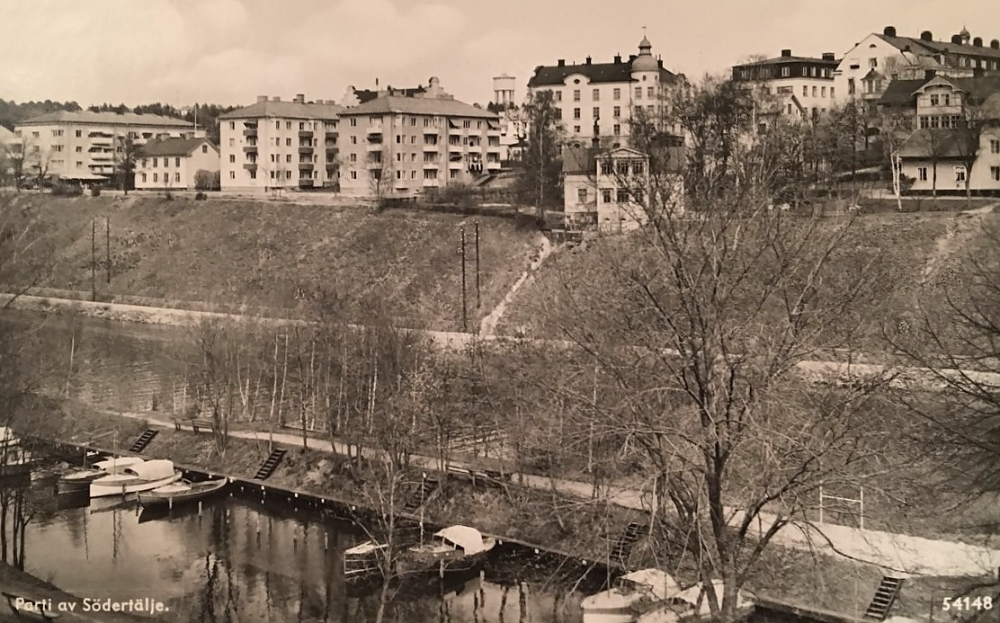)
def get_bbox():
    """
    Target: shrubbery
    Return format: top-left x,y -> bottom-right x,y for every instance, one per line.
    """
195,192 -> 207,201
51,182 -> 83,197
90,186 -> 101,197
